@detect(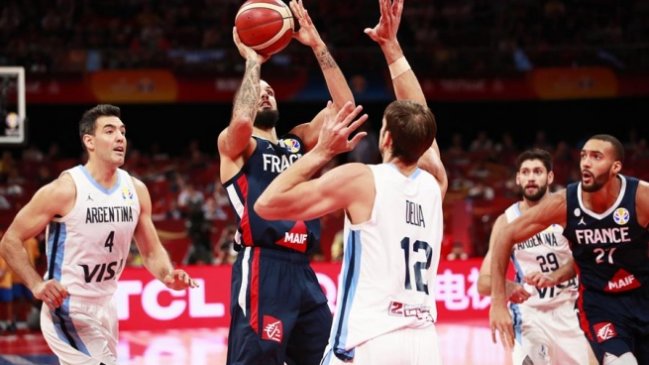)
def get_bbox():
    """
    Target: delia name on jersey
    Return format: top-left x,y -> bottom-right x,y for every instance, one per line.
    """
262,153 -> 302,174
406,200 -> 425,227
86,206 -> 134,224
